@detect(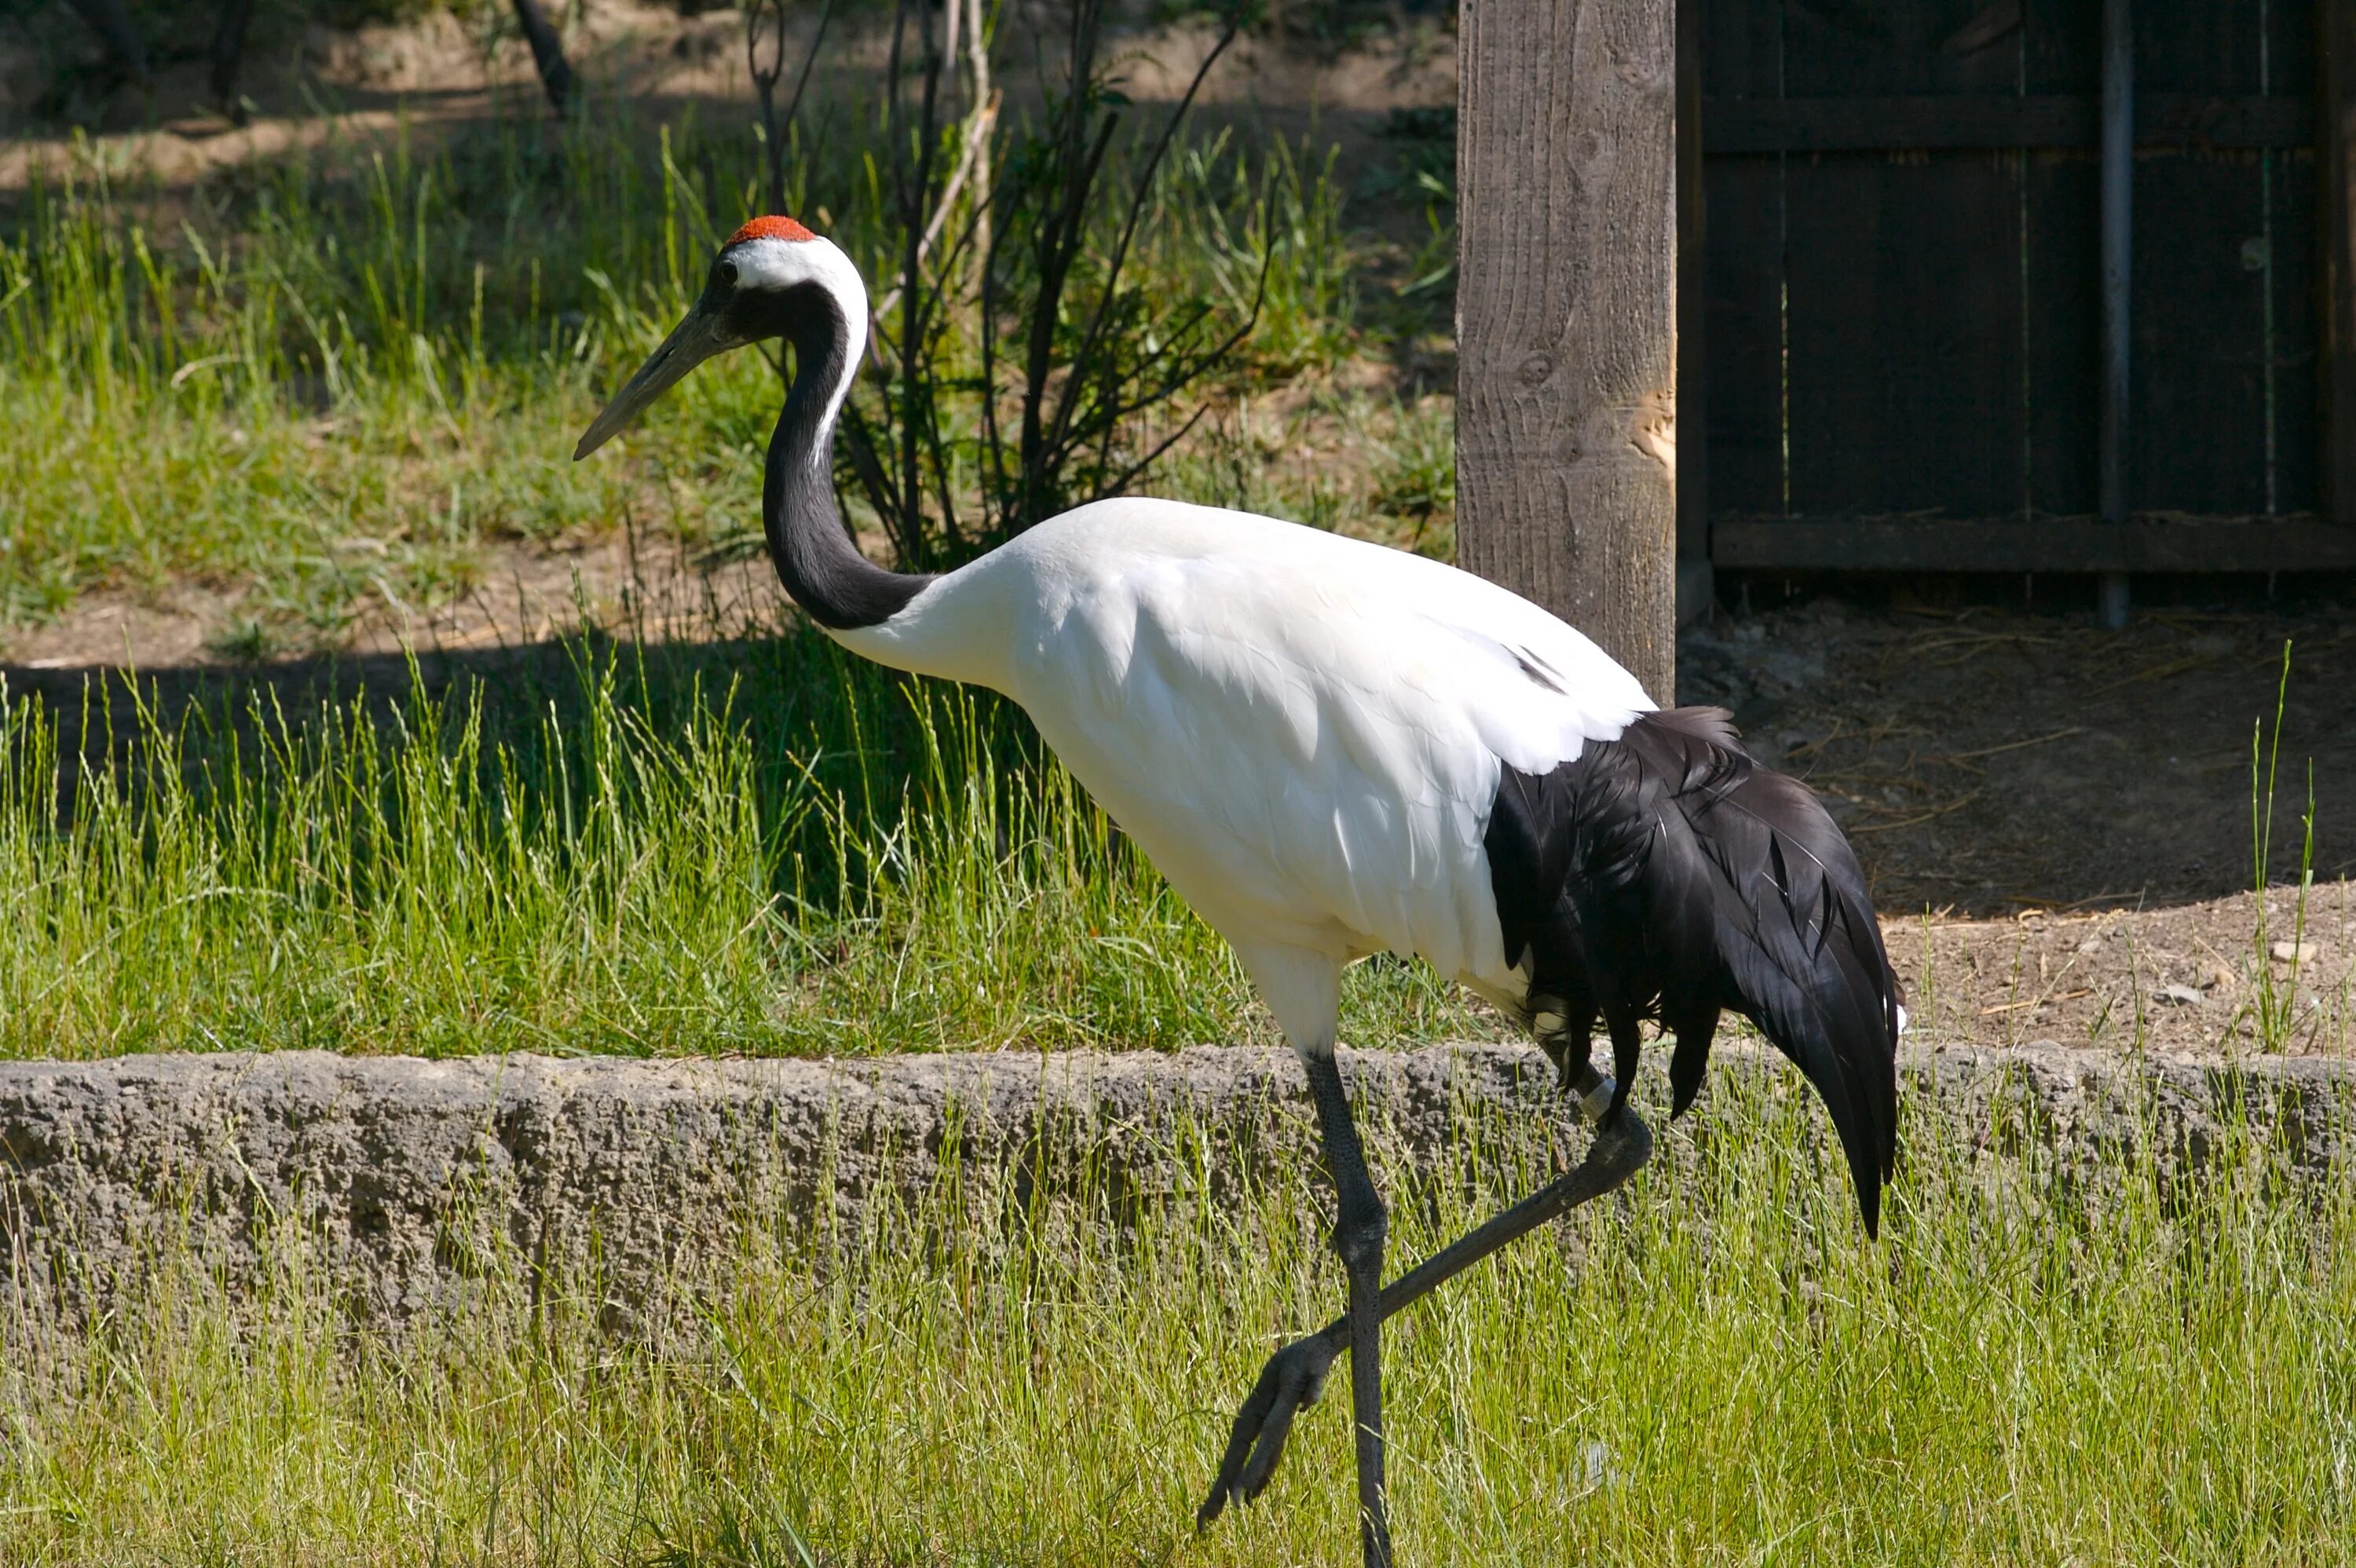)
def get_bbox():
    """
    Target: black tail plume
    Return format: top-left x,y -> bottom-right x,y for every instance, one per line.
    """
1484,707 -> 1902,1234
